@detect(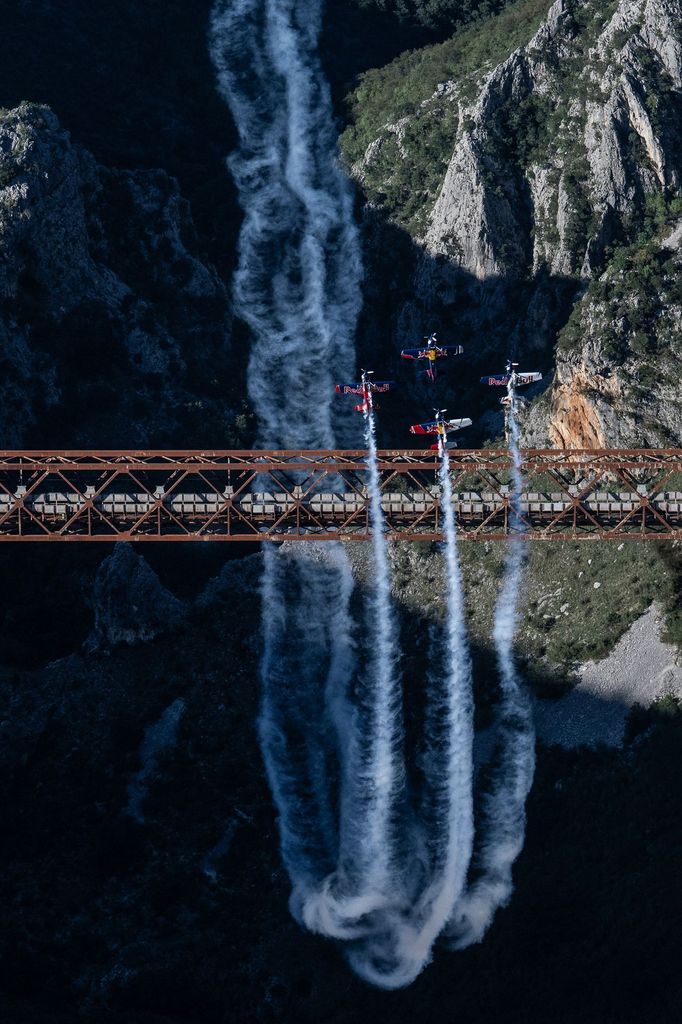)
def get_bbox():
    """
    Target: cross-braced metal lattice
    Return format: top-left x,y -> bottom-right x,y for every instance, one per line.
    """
0,449 -> 679,541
